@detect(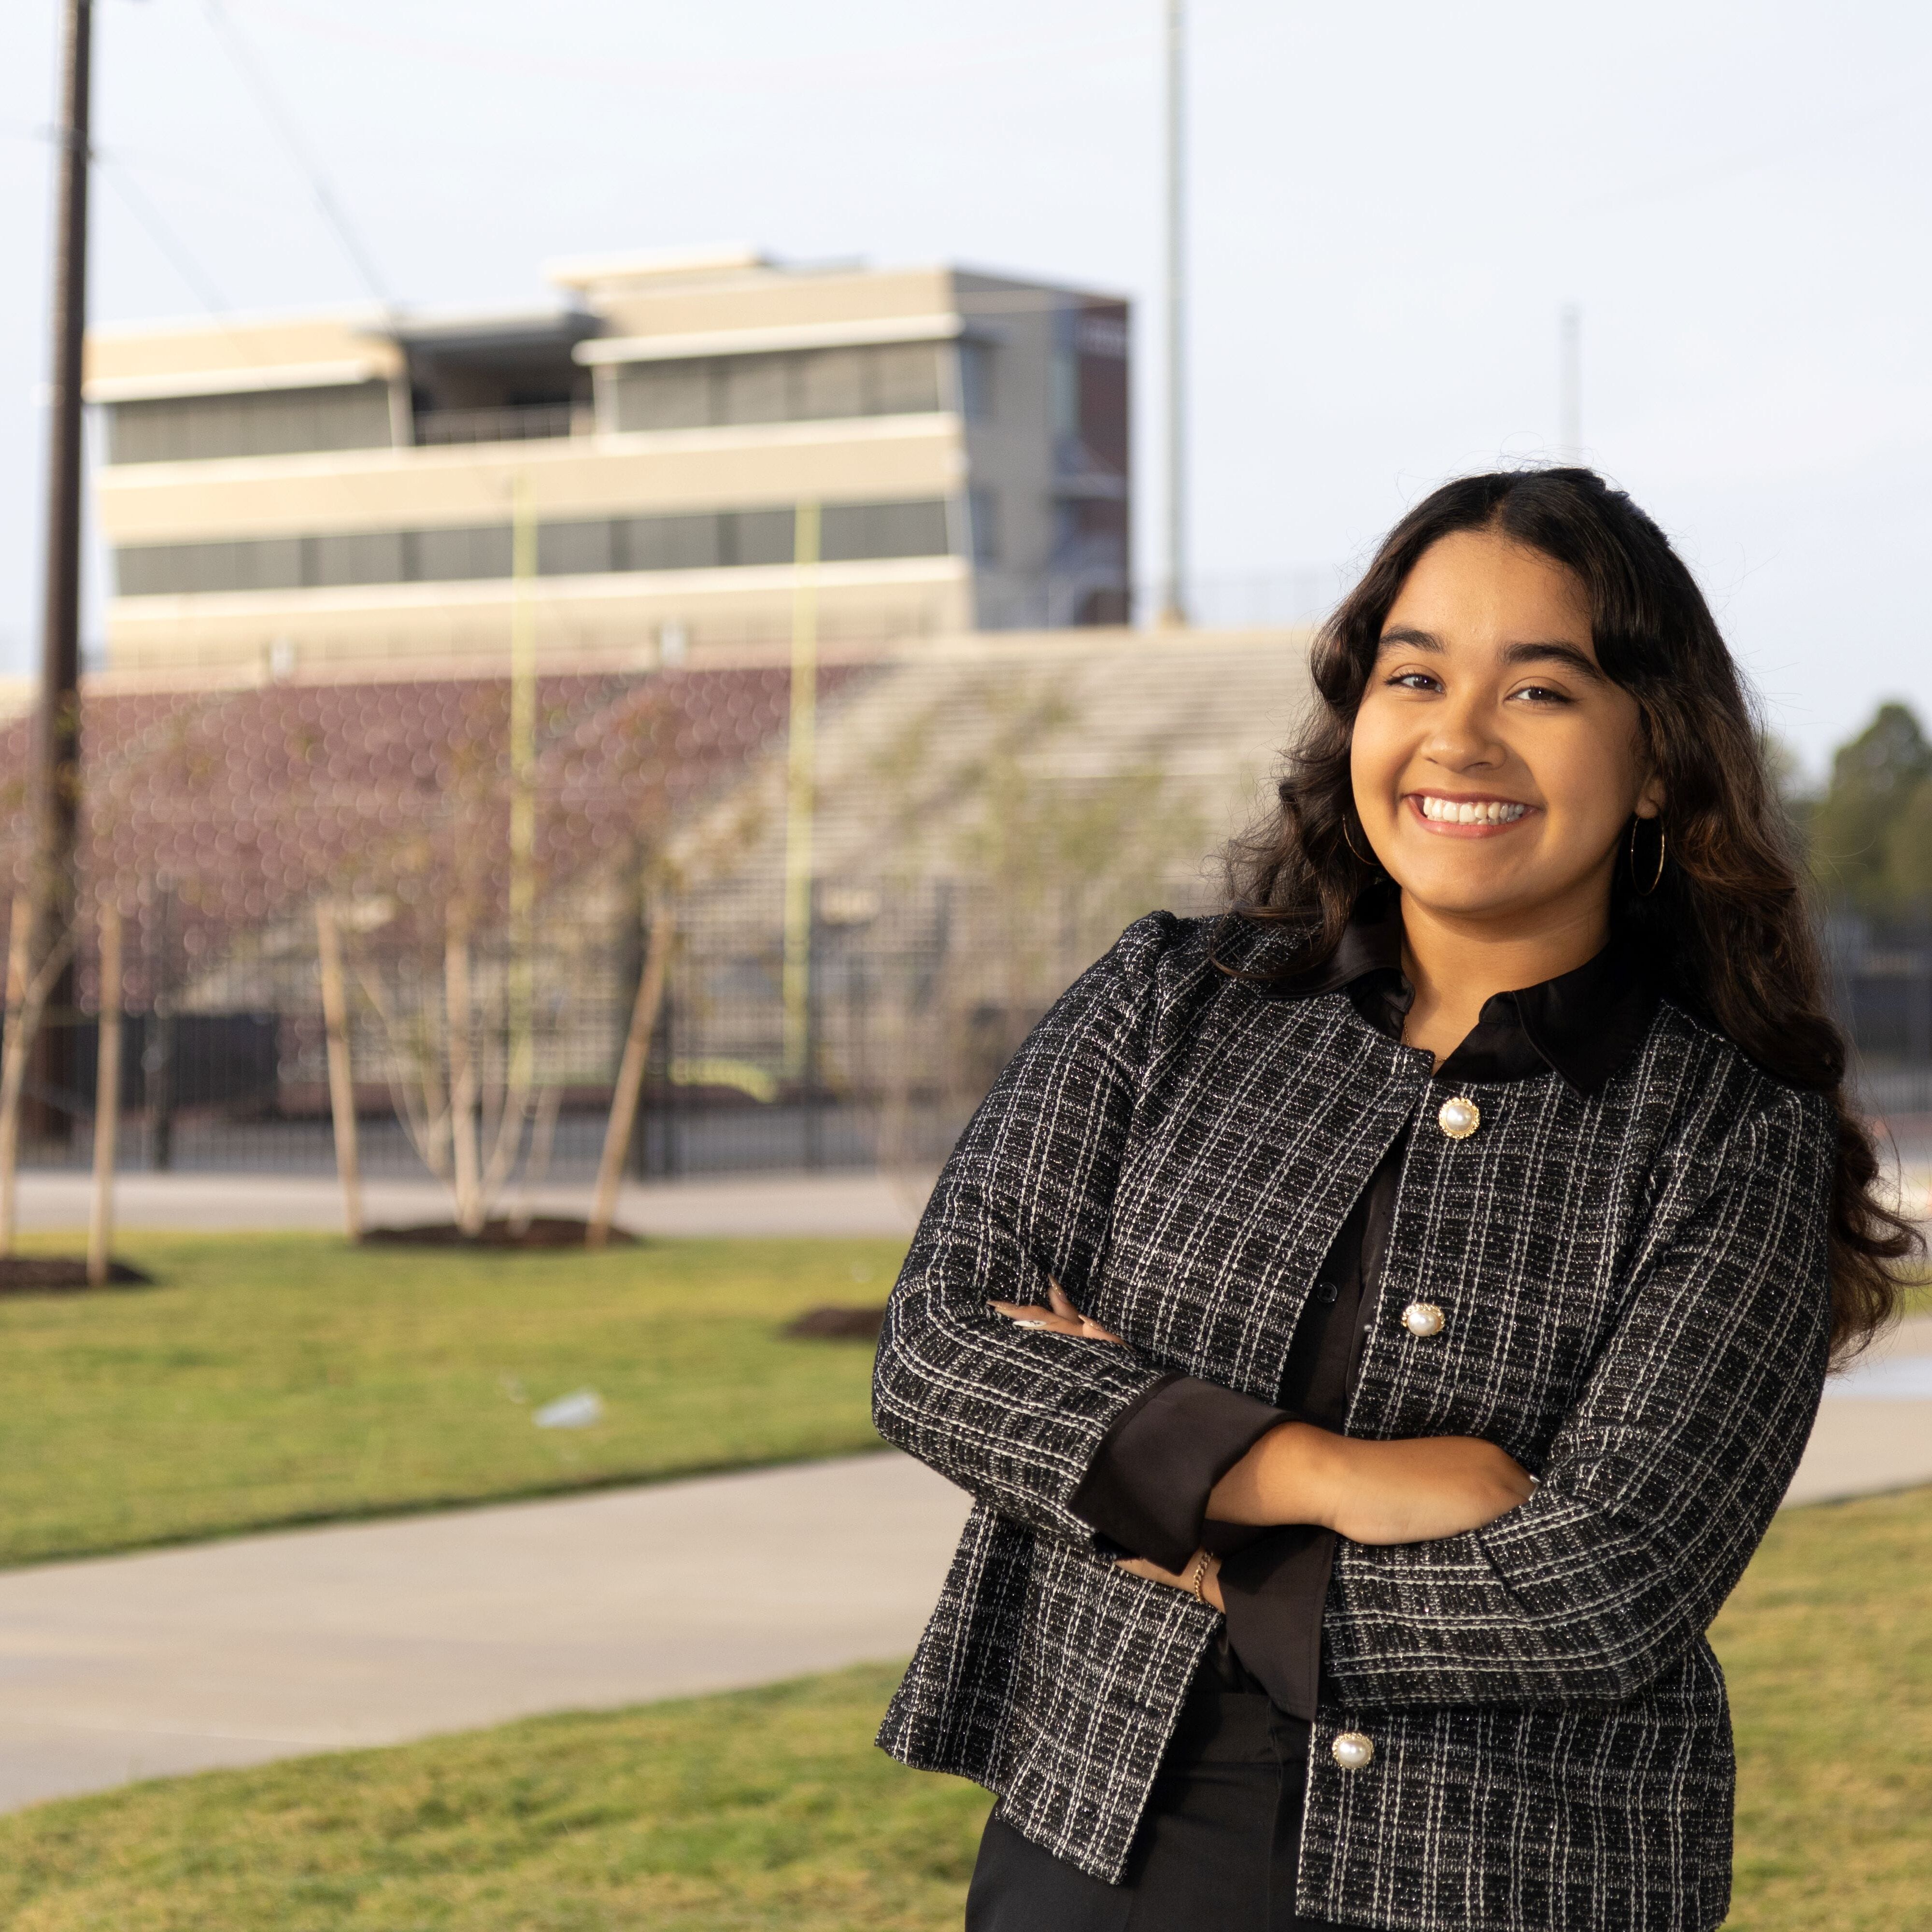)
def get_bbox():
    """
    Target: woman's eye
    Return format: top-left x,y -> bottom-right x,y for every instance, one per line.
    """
1510,684 -> 1572,706
1385,671 -> 1440,693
